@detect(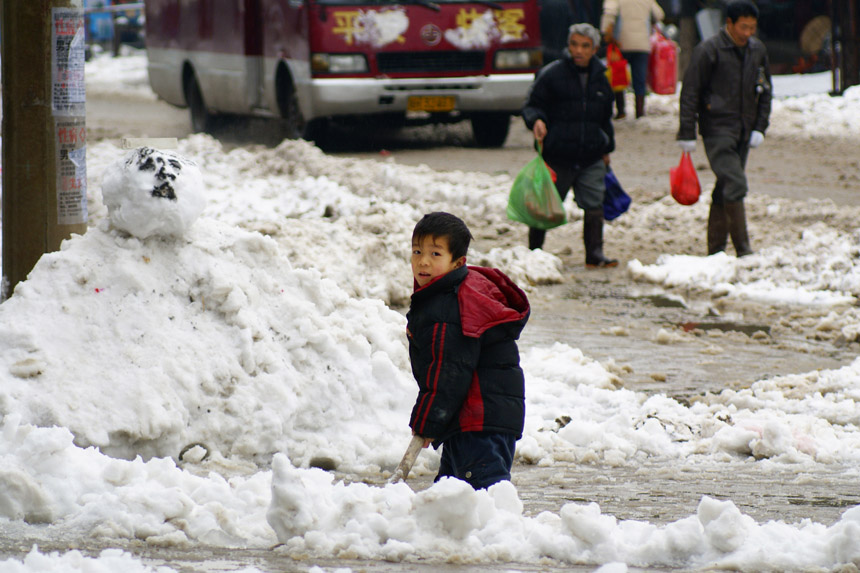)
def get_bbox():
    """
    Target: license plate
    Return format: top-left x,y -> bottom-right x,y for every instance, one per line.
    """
407,95 -> 456,112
